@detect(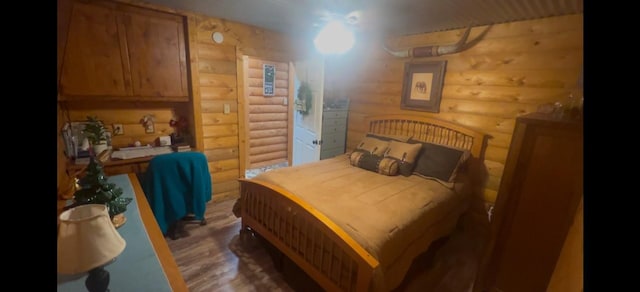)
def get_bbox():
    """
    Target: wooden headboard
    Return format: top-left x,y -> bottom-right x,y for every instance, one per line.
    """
365,115 -> 488,159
